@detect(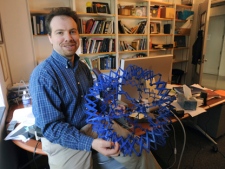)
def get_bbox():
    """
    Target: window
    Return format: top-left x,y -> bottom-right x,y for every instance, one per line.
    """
0,83 -> 4,107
